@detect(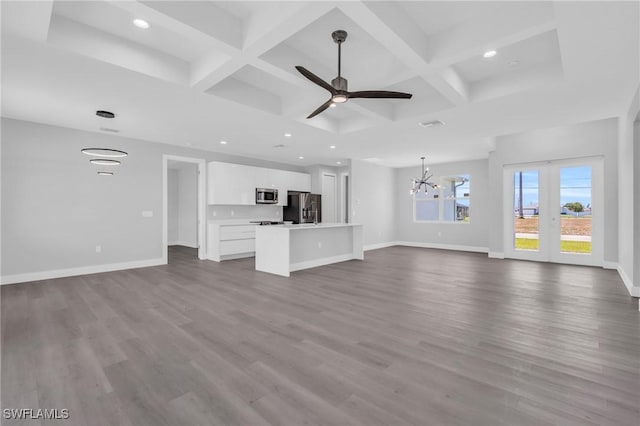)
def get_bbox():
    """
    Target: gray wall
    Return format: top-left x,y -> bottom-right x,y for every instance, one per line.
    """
0,118 -> 305,279
350,159 -> 396,247
488,118 -> 619,262
395,159 -> 489,250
